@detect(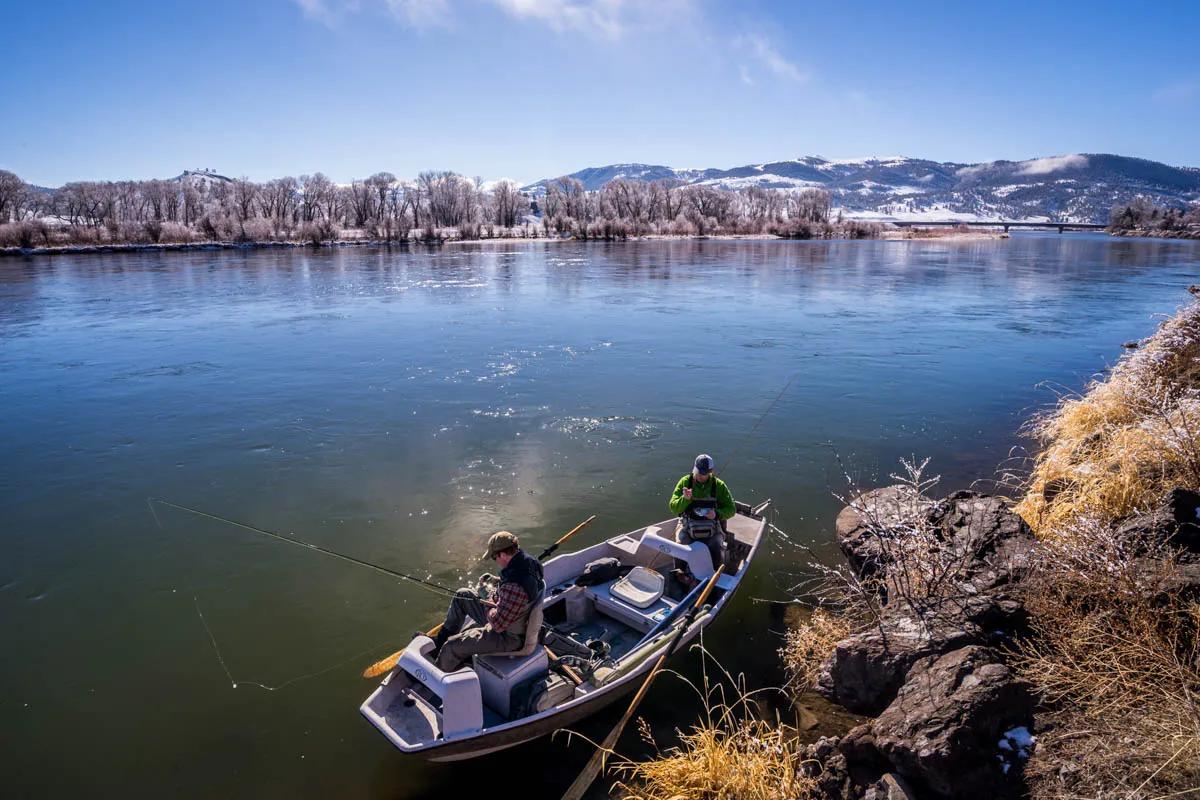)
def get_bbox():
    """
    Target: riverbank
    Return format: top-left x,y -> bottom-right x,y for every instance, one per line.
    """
0,230 -> 891,258
617,294 -> 1200,800
1110,226 -> 1200,239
